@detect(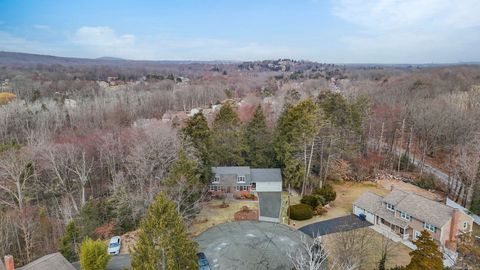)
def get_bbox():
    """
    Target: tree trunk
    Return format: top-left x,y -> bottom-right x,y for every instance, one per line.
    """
397,119 -> 405,172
